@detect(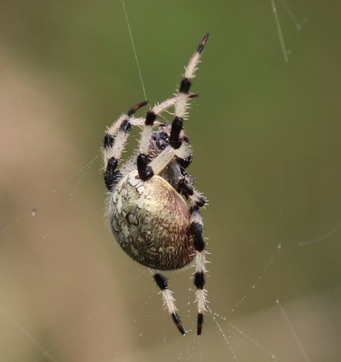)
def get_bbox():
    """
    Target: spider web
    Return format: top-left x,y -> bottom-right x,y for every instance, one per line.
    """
0,1 -> 340,361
